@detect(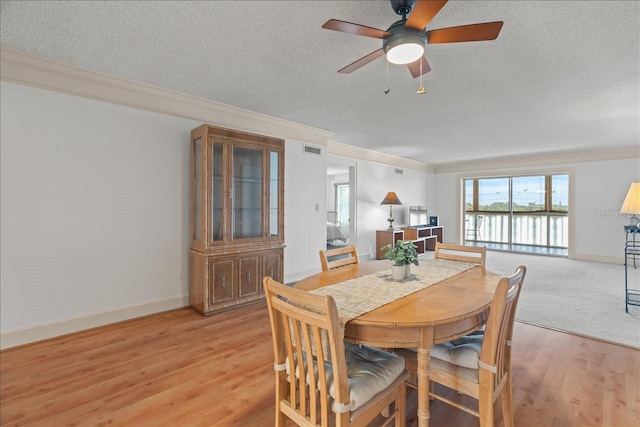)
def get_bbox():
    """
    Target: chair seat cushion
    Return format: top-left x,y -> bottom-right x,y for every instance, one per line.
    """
430,334 -> 483,370
327,343 -> 405,412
